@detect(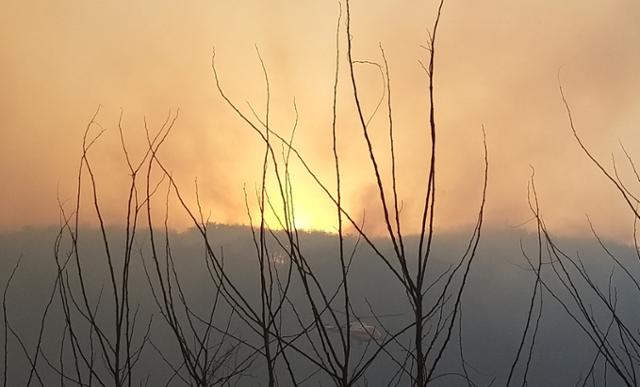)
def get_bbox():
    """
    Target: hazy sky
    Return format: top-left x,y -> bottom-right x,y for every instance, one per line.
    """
2,0 -> 639,240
